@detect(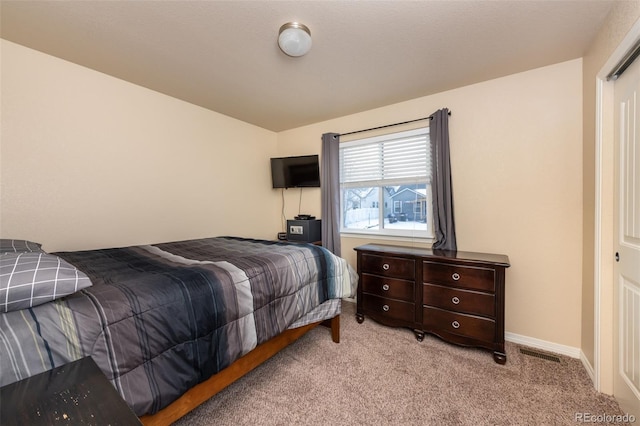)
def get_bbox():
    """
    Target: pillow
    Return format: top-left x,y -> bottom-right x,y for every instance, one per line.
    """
0,239 -> 44,254
0,252 -> 92,313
